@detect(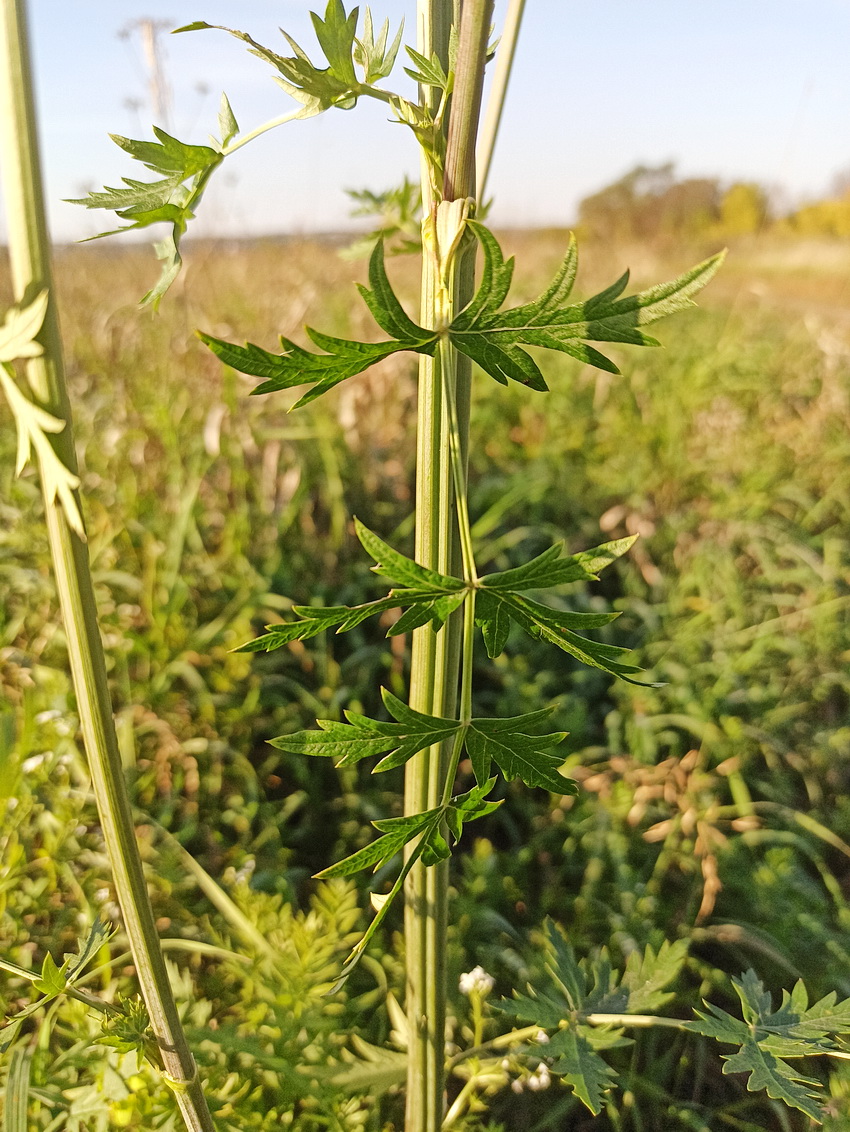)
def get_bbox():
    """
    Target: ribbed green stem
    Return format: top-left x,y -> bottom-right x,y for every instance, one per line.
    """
476,0 -> 526,202
405,3 -> 493,1130
0,4 -> 213,1128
